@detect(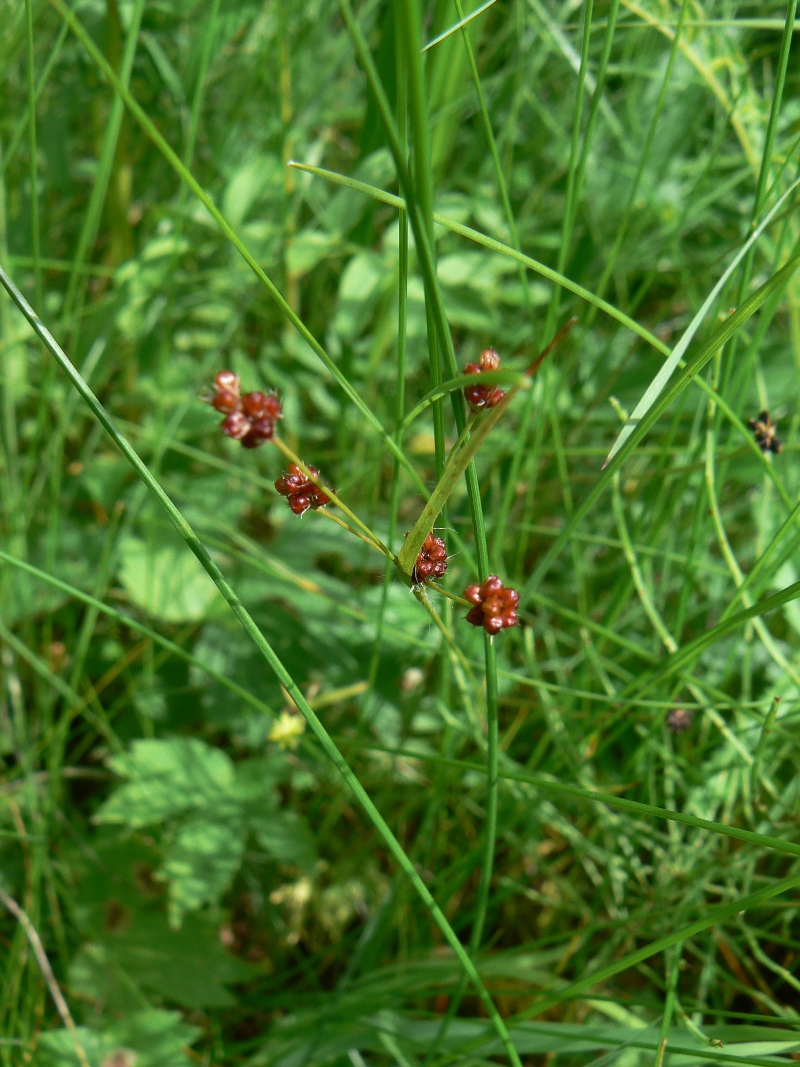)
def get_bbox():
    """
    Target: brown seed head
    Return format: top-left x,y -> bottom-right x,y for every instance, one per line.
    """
463,349 -> 506,411
463,575 -> 519,634
275,462 -> 333,516
410,532 -> 449,585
